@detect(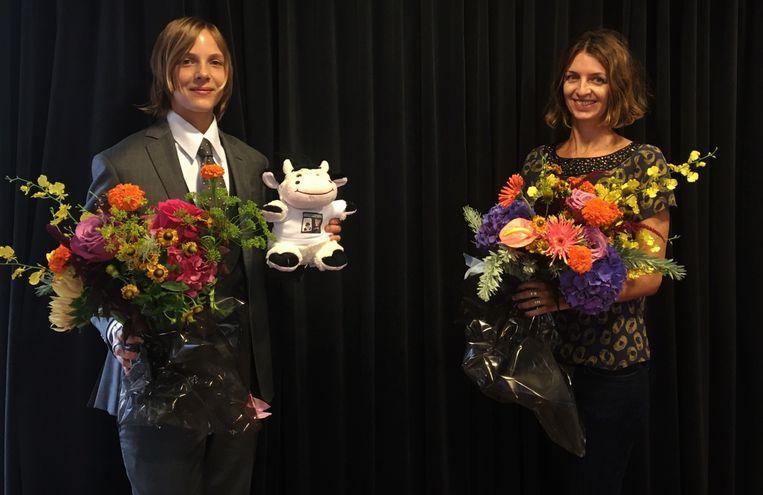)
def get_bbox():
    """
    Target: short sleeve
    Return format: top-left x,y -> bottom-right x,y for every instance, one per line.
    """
629,145 -> 677,220
520,145 -> 547,183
